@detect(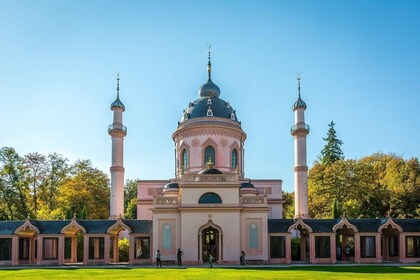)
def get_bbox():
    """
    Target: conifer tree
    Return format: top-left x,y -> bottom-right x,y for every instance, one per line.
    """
321,121 -> 344,165
332,198 -> 339,219
81,206 -> 87,220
